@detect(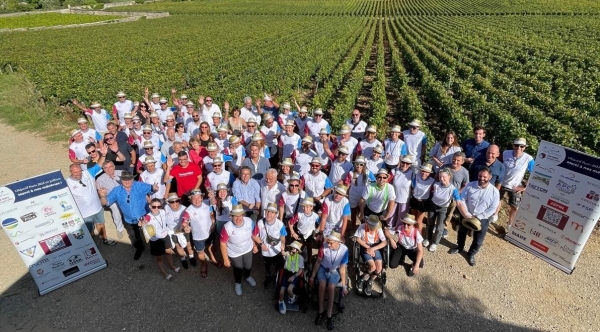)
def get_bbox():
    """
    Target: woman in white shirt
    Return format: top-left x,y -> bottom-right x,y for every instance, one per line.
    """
429,131 -> 462,173
410,163 -> 435,246
385,214 -> 423,277
390,155 -> 414,228
346,156 -> 375,235
257,203 -> 287,289
165,193 -> 195,269
426,169 -> 461,252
